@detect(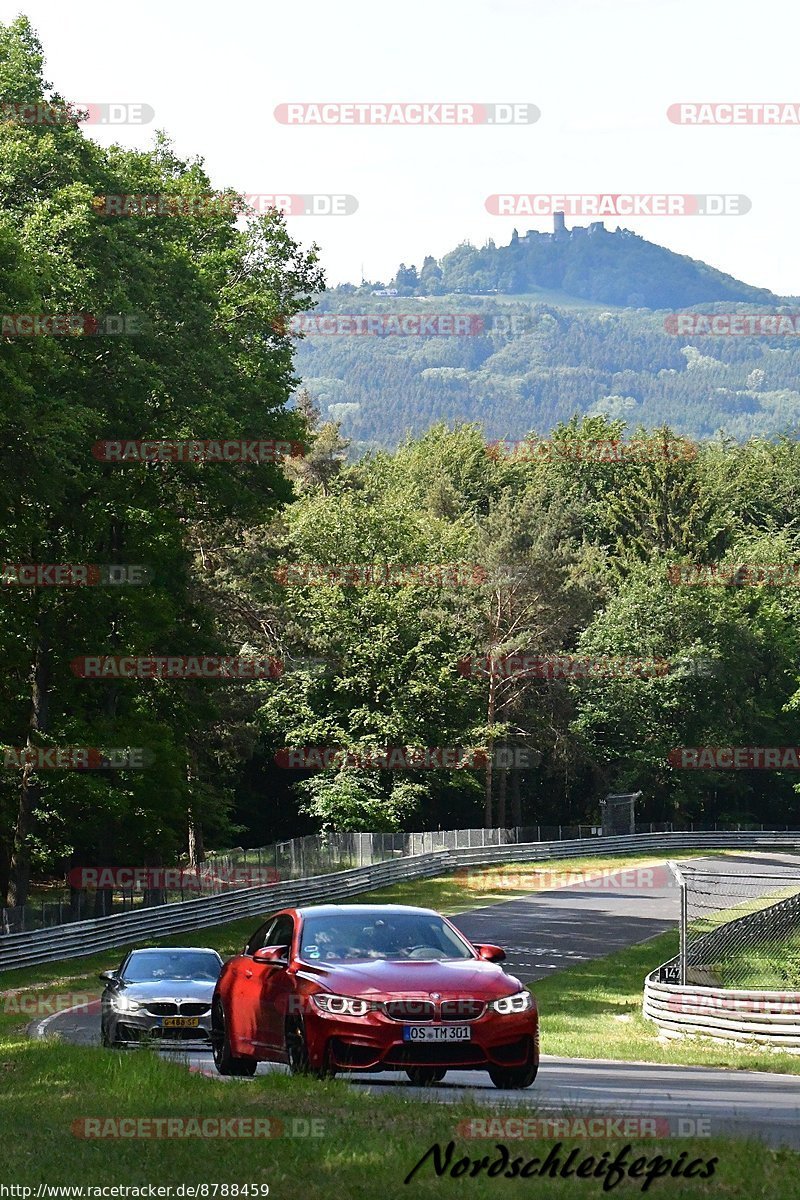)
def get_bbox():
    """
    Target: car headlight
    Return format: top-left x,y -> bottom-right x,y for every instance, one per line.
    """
312,992 -> 376,1017
491,990 -> 534,1015
111,994 -> 142,1013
